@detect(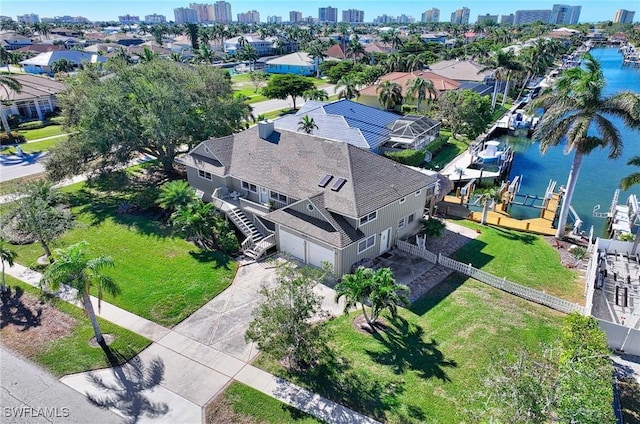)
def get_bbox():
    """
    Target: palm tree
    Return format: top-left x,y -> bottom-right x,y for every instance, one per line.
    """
621,156 -> 640,190
335,267 -> 374,325
170,201 -> 216,248
139,46 -> 158,63
157,180 -> 196,213
185,23 -> 199,50
297,115 -> 318,134
368,268 -> 410,322
406,77 -> 437,112
346,36 -> 365,64
336,75 -> 360,100
0,74 -> 22,136
0,238 -> 17,293
376,80 -> 403,110
306,42 -> 327,78
533,53 -> 640,238
302,89 -> 329,101
478,187 -> 502,225
42,242 -> 120,344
